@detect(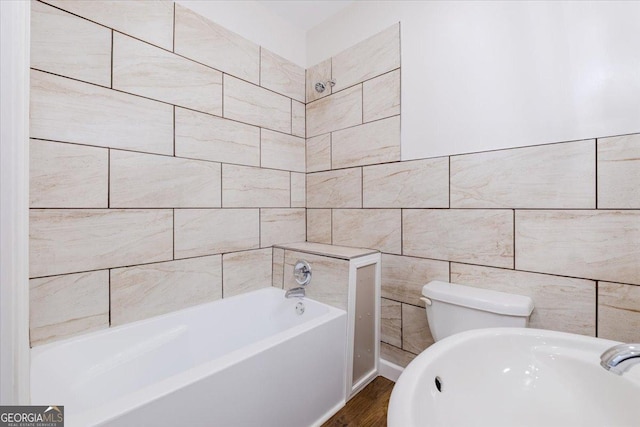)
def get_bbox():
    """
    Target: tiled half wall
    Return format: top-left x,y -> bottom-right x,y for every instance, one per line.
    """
29,0 -> 307,346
